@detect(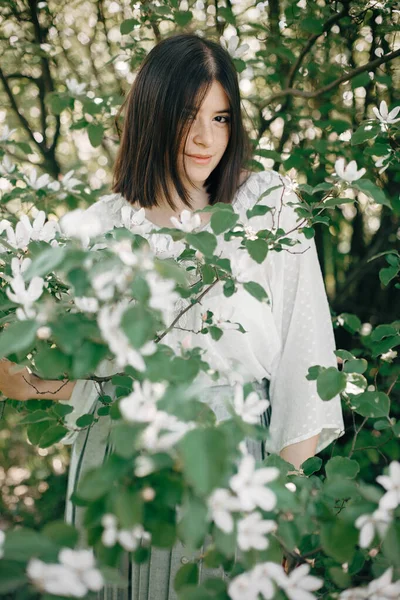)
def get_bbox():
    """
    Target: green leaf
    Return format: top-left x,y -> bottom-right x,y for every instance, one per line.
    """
121,305 -> 156,349
3,528 -> 58,562
75,413 -> 96,427
0,320 -> 38,358
321,520 -> 358,563
0,561 -> 26,594
210,209 -> 239,235
245,238 -> 268,263
243,281 -> 268,302
343,358 -> 368,374
77,467 -> 114,502
88,123 -> 105,147
351,124 -> 380,145
35,347 -> 70,379
19,409 -> 54,425
300,17 -> 324,34
174,10 -> 193,26
38,424 -> 69,448
174,563 -> 199,592
42,522 -> 79,548
179,428 -> 229,496
120,19 -> 139,34
353,179 -> 391,208
301,456 -> 322,476
27,420 -> 52,445
72,341 -> 108,379
382,520 -> 400,567
186,232 -> 217,257
178,494 -> 208,549
326,456 -> 360,479
338,313 -> 362,333
316,367 -> 346,400
350,391 -> 390,418
24,246 -> 65,279
114,488 -> 143,529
